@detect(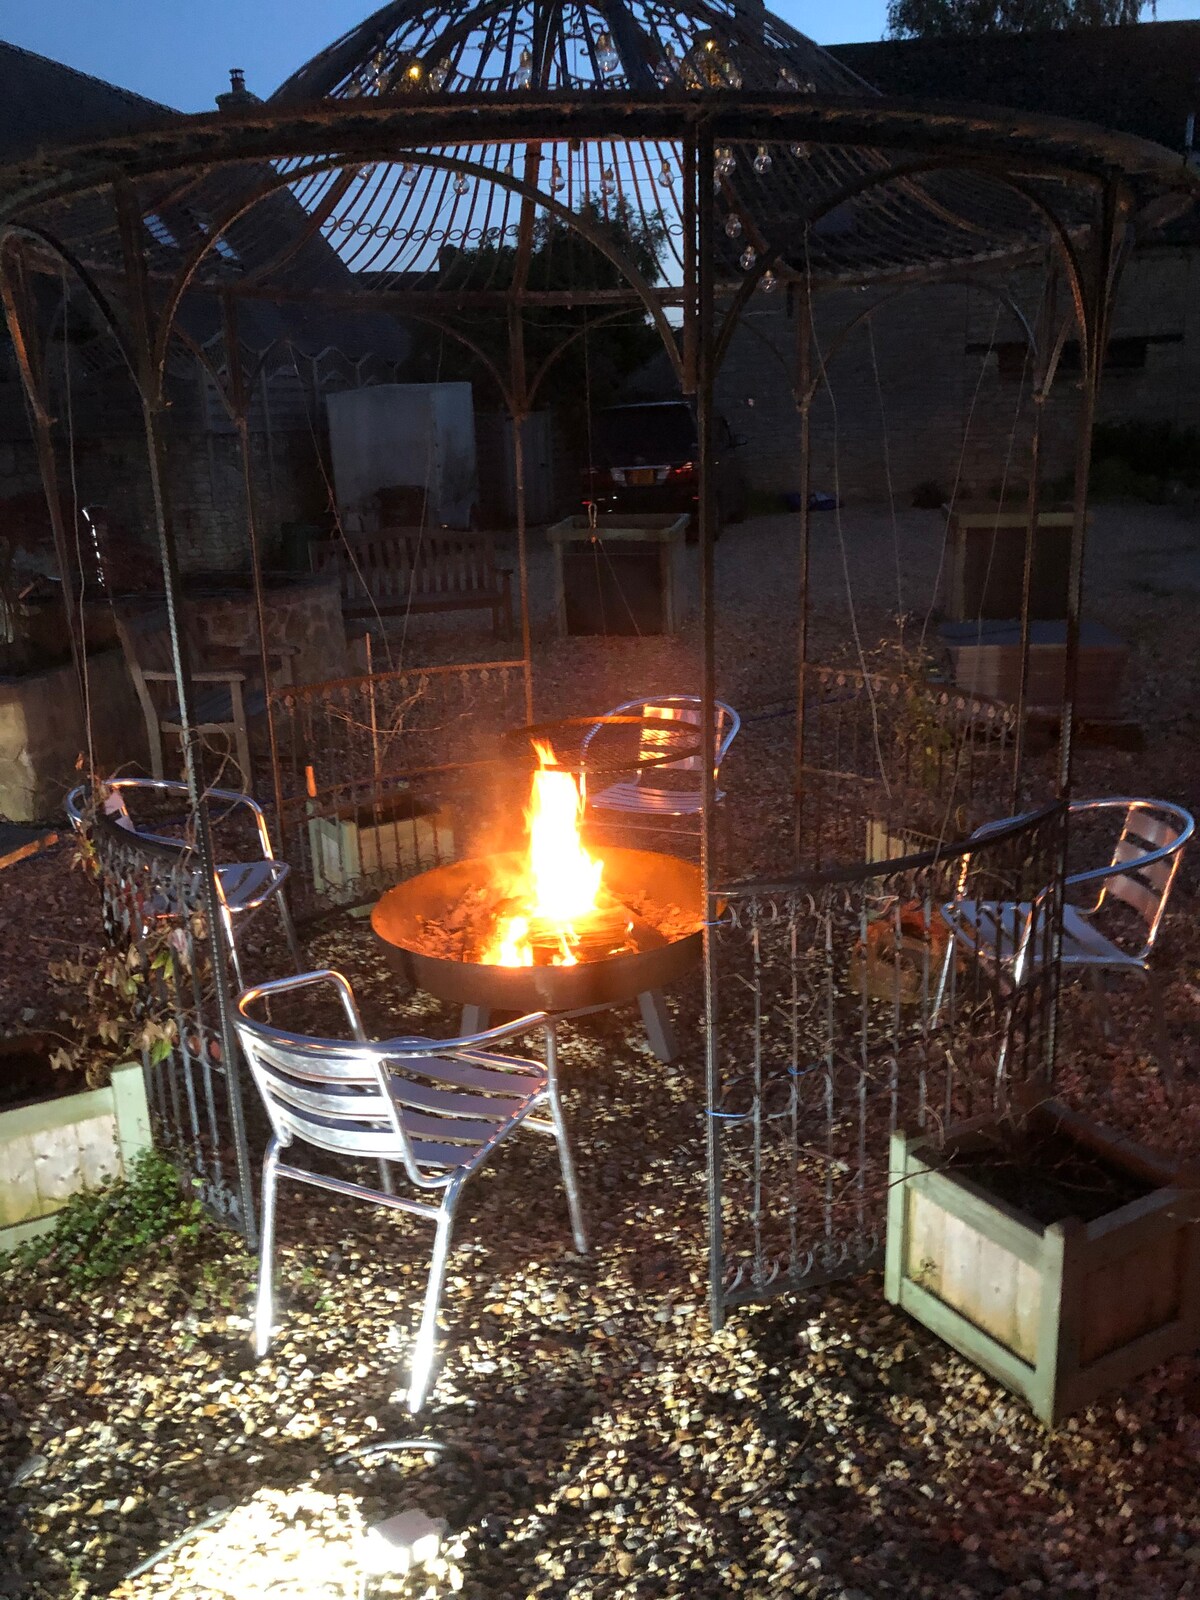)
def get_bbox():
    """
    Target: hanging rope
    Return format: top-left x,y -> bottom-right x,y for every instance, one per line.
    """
60,261 -> 96,780
287,340 -> 395,671
581,310 -> 642,637
802,226 -> 891,801
866,317 -> 903,619
918,298 -> 1003,657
